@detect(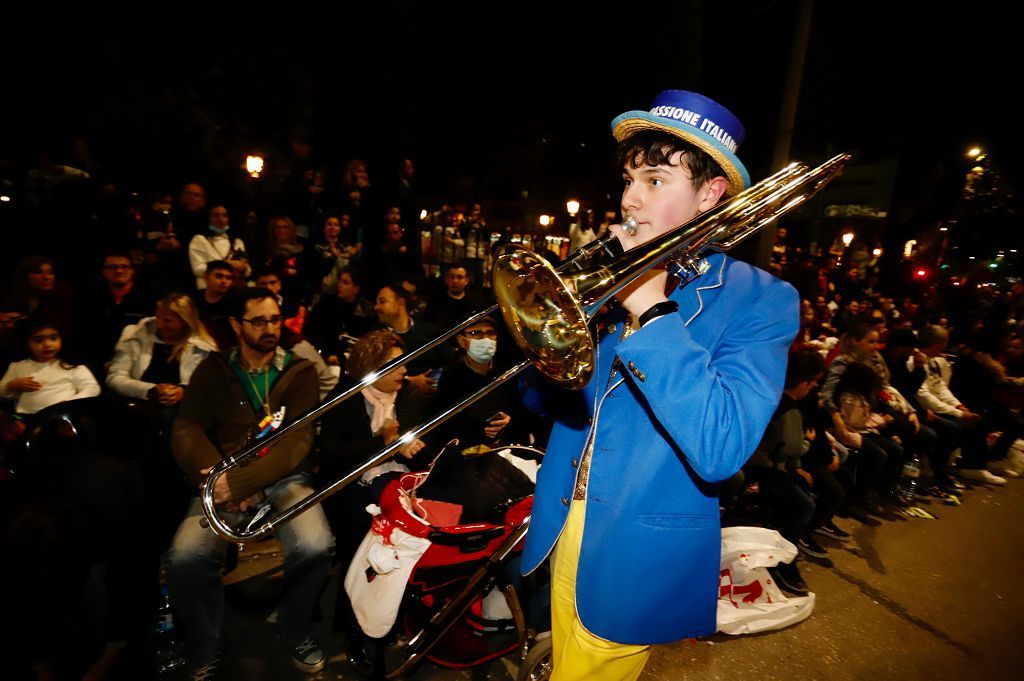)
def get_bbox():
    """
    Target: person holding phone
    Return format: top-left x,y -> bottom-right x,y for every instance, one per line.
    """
433,315 -> 525,450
